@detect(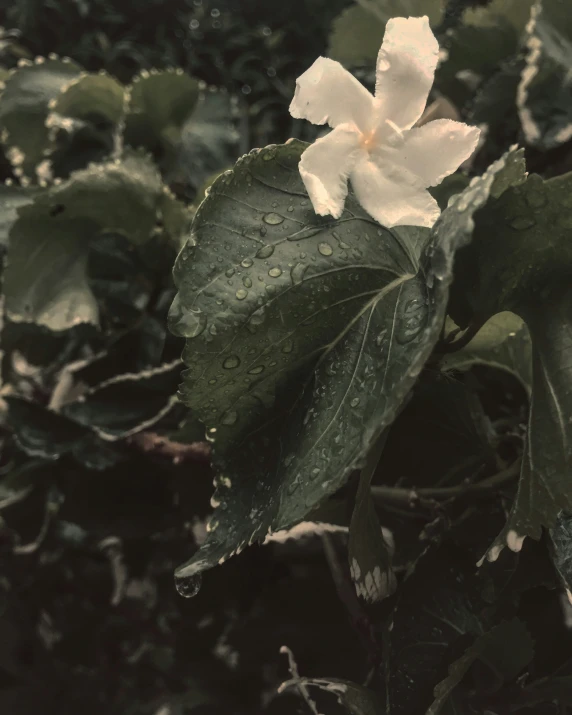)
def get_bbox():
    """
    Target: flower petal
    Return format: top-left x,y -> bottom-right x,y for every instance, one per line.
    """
299,124 -> 363,219
374,16 -> 439,134
349,154 -> 440,228
290,57 -> 375,133
381,119 -> 481,188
